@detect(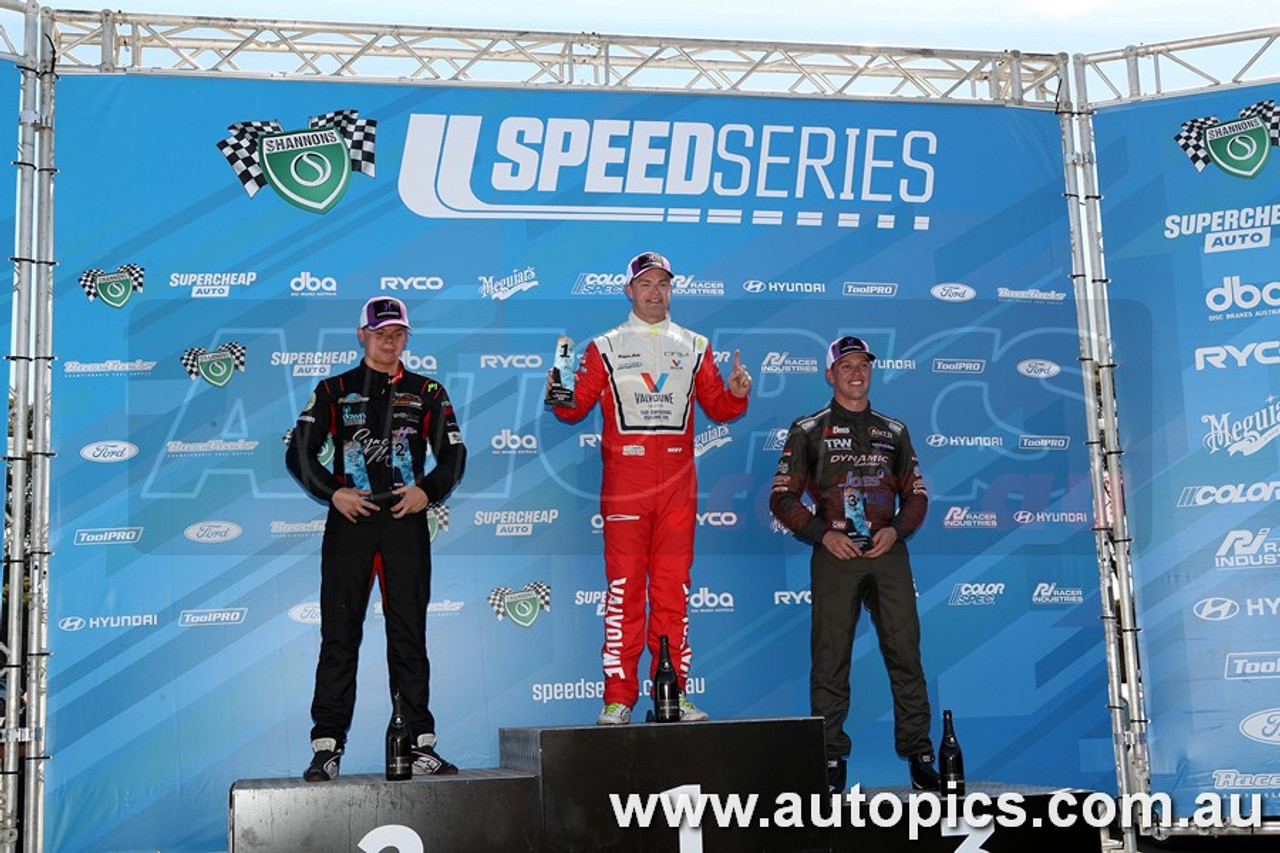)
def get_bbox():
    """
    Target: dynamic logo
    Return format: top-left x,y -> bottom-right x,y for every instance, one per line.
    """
487,582 -> 552,628
78,264 -> 145,309
181,342 -> 246,388
1202,396 -> 1280,456
216,110 -> 377,213
1175,101 -> 1280,179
